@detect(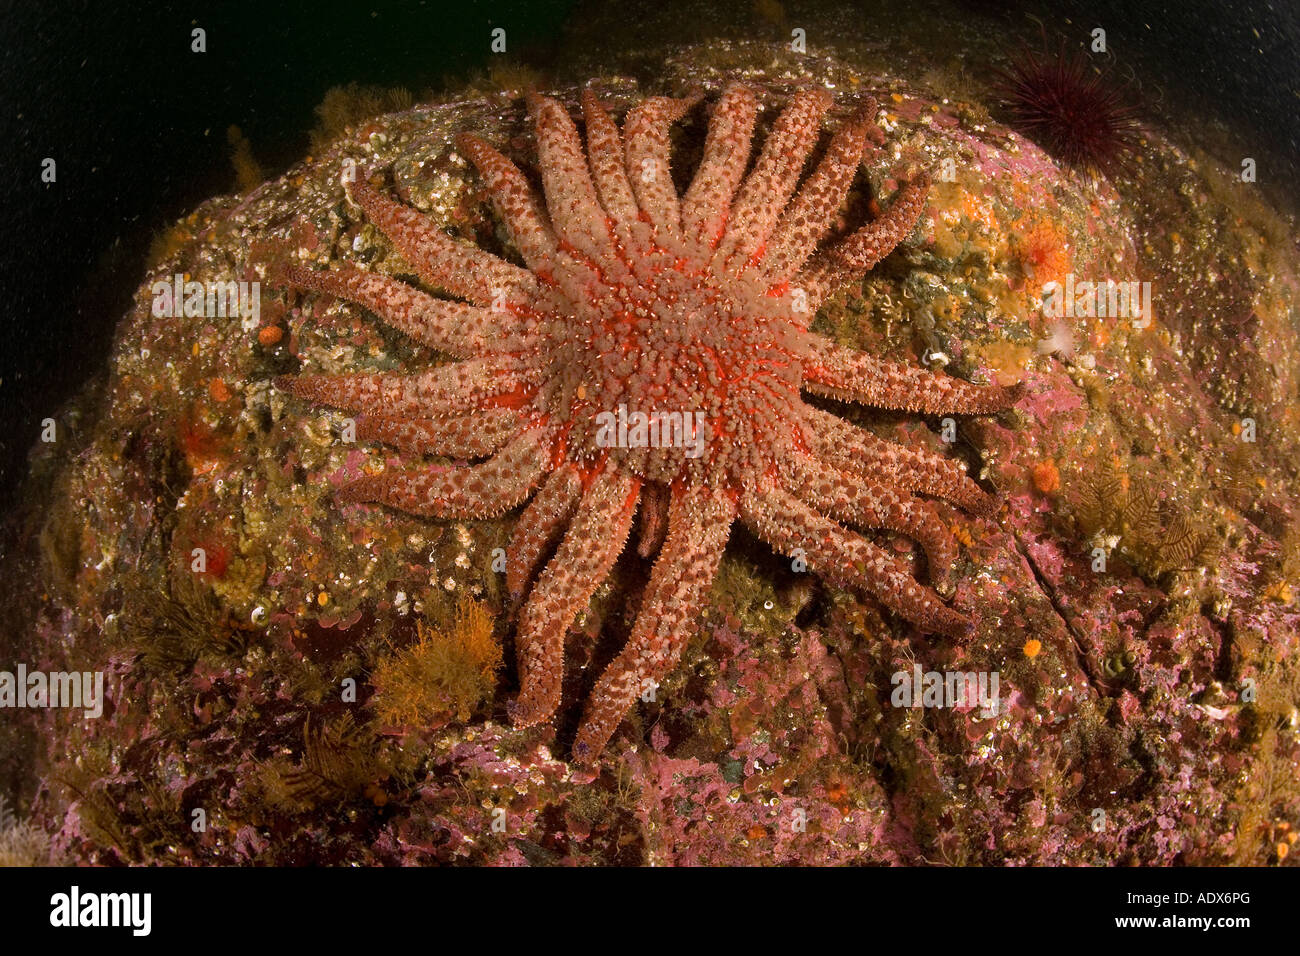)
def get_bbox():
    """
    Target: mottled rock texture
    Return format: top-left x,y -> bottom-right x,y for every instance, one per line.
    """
2,31 -> 1297,866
